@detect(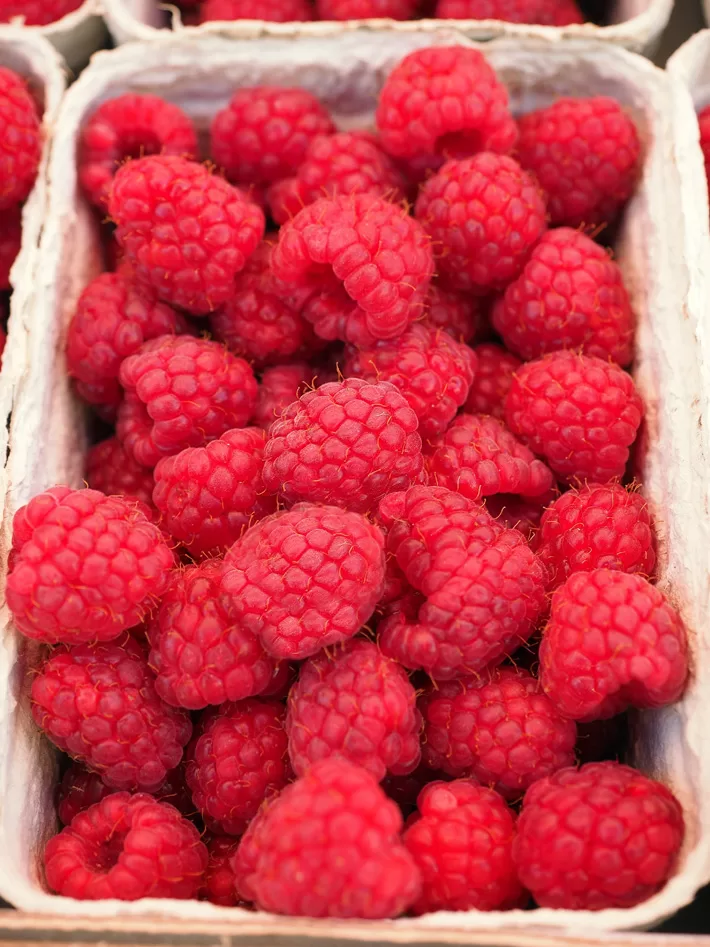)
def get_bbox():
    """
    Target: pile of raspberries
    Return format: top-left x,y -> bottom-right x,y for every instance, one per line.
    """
10,45 -> 690,916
